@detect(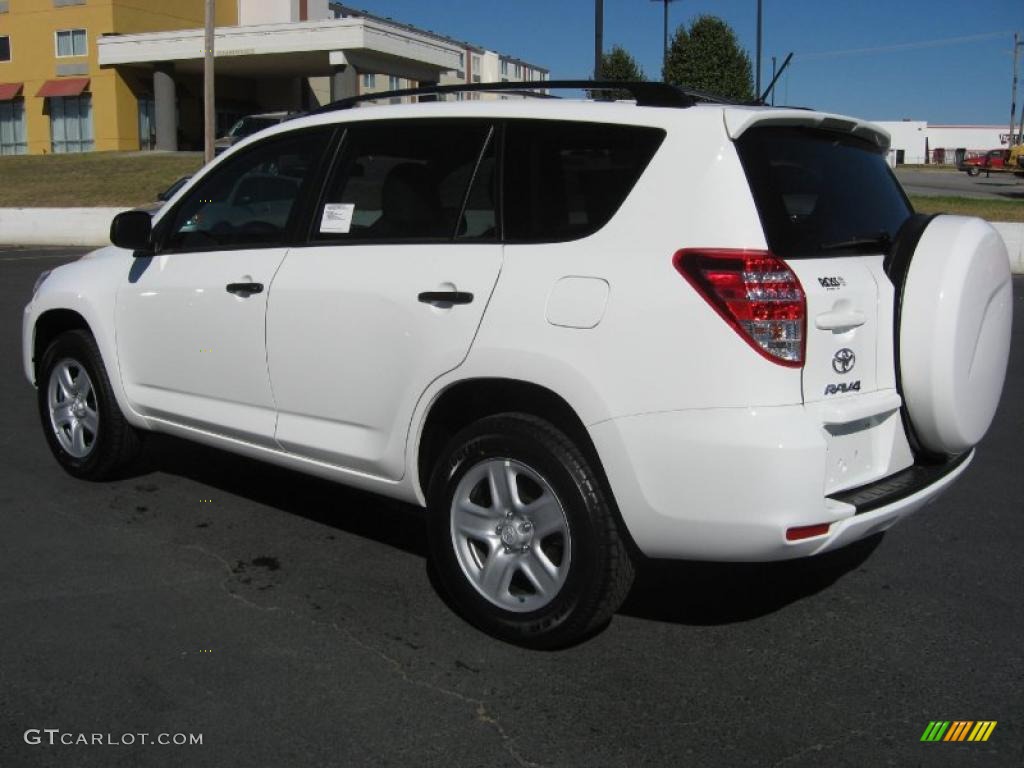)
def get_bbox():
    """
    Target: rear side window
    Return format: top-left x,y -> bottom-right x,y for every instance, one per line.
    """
315,120 -> 495,242
503,120 -> 665,242
736,127 -> 912,258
